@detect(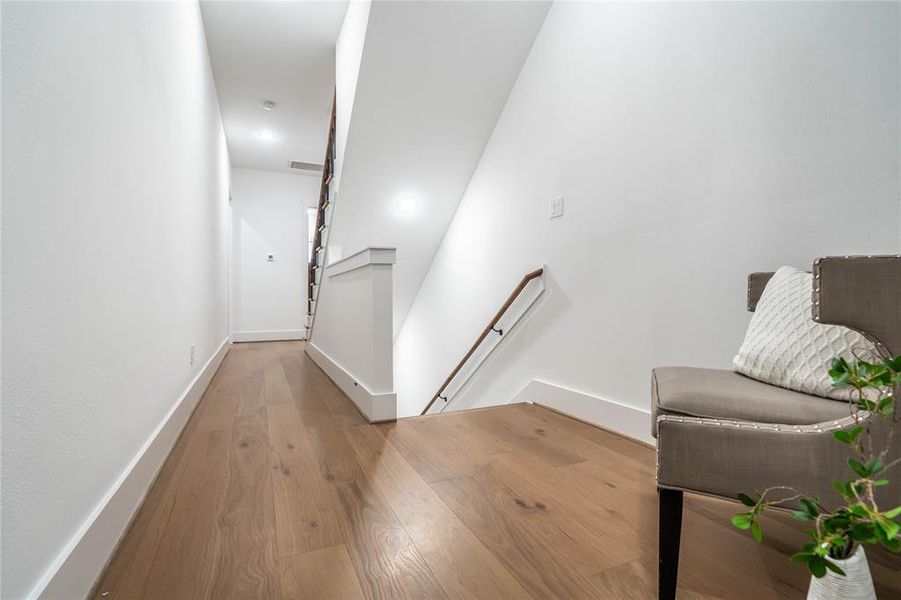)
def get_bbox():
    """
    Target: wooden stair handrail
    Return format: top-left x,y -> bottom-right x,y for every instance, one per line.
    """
307,93 -> 337,328
420,267 -> 544,415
